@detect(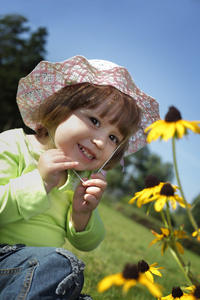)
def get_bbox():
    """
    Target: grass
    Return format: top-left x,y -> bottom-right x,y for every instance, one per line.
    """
65,202 -> 200,299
